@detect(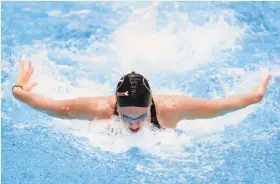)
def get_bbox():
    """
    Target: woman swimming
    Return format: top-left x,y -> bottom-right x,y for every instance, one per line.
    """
12,59 -> 271,133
